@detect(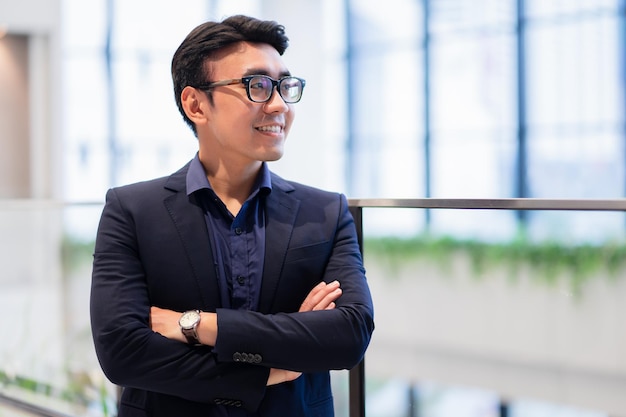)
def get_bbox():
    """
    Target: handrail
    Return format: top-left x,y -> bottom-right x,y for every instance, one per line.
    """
346,197 -> 626,417
348,197 -> 626,211
0,199 -> 103,209
0,392 -> 77,417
